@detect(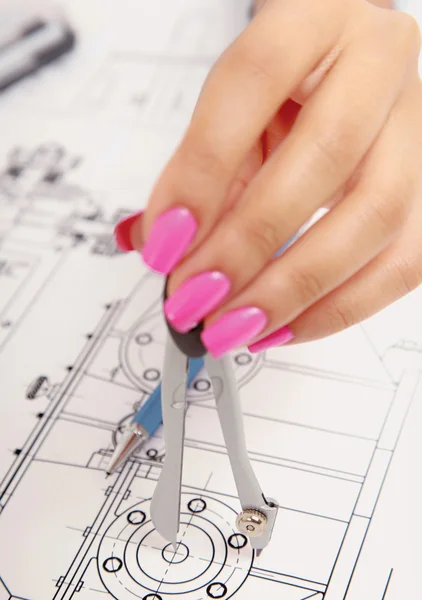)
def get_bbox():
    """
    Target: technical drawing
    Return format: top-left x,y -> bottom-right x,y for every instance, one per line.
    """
0,143 -> 130,253
0,142 -> 133,351
75,51 -> 211,130
382,339 -> 422,383
73,3 -> 249,130
0,0 -> 419,596
98,493 -> 253,599
0,269 -> 420,600
0,244 -> 66,351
